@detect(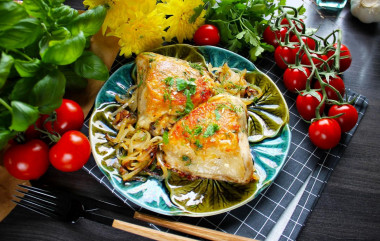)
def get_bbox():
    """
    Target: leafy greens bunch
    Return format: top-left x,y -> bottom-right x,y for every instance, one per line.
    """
0,0 -> 109,149
204,0 -> 287,61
